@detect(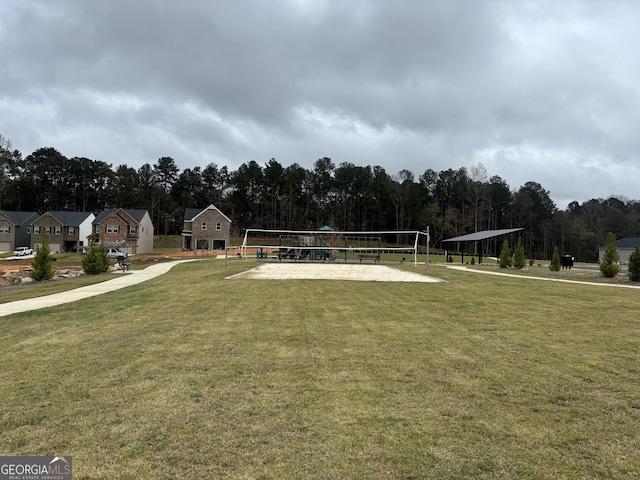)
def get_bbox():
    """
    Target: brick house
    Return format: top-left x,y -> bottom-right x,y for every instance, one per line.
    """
182,204 -> 231,251
31,211 -> 95,253
93,208 -> 154,254
0,210 -> 39,252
